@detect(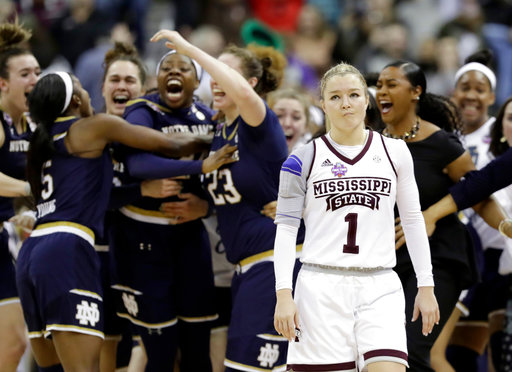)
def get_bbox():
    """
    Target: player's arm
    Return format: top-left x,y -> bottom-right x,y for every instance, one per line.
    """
274,144 -> 312,341
394,140 -> 439,336
150,30 -> 266,127
0,172 -> 30,197
66,113 -> 212,159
